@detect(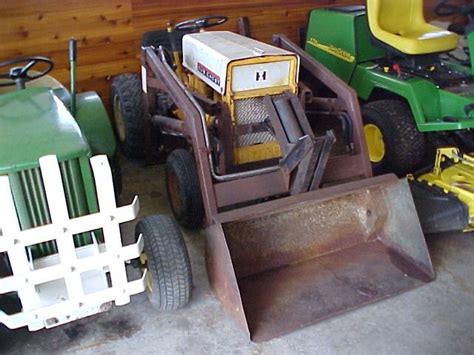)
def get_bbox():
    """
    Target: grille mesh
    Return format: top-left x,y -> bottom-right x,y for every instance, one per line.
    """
234,97 -> 275,147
